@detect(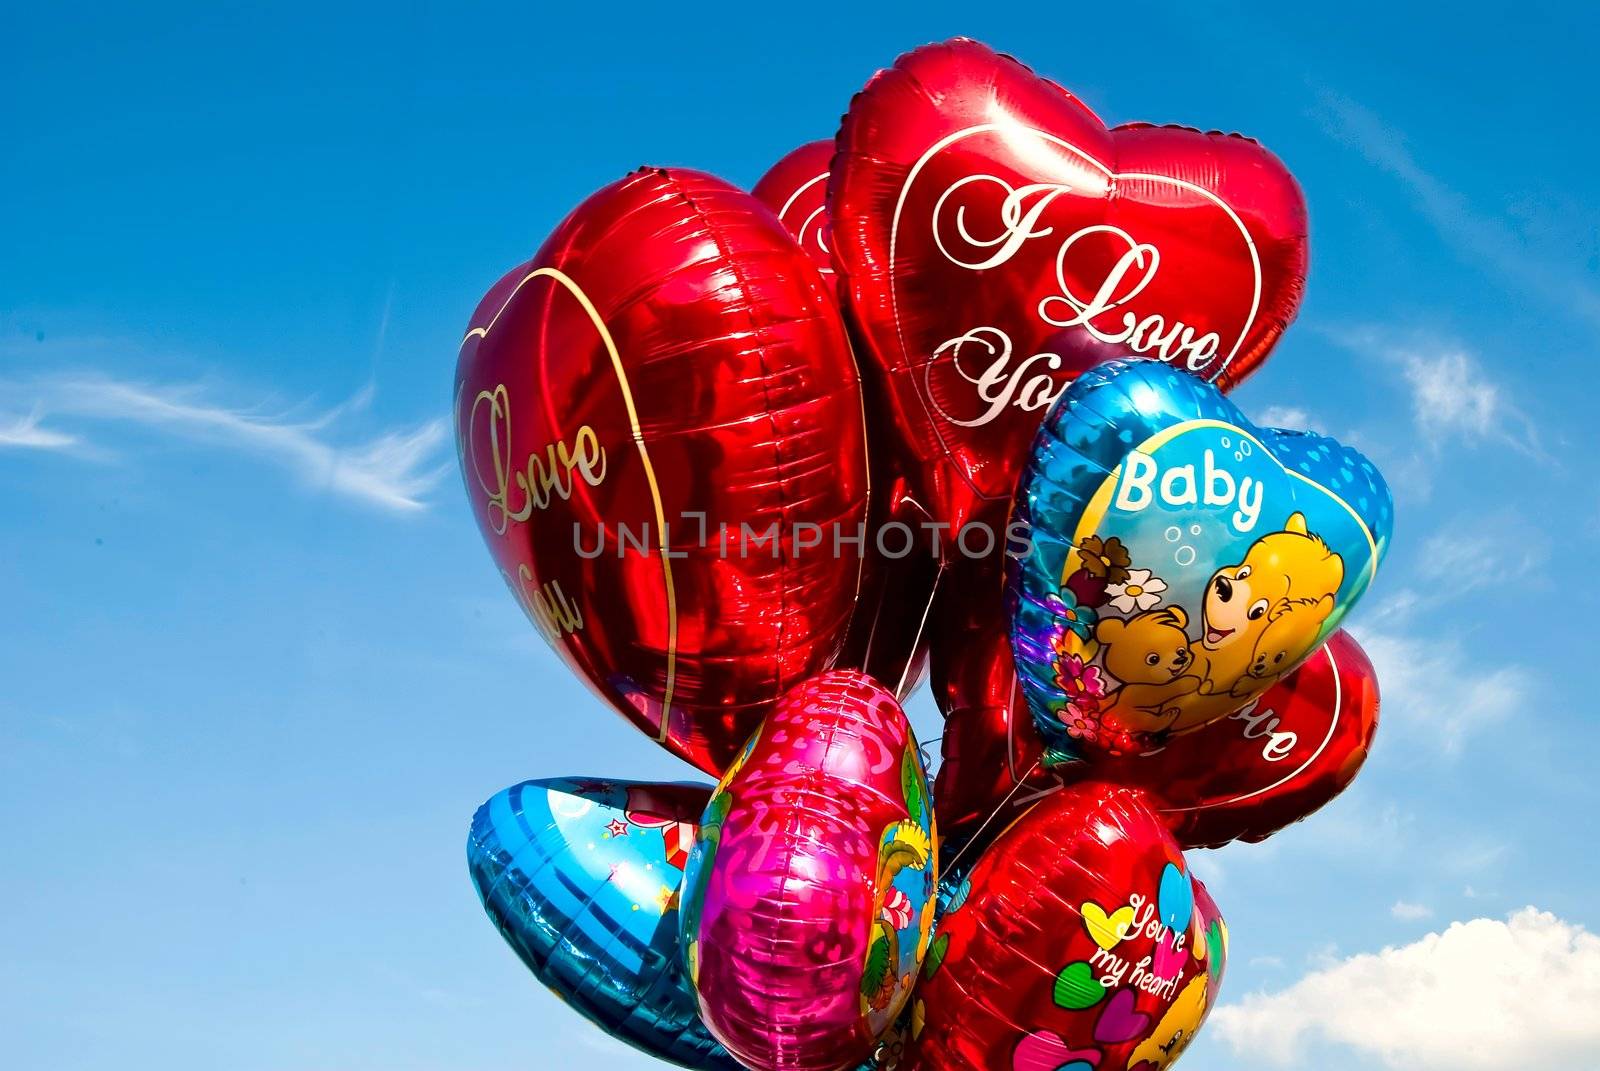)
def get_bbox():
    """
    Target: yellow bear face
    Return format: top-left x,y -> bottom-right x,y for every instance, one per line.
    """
1199,511 -> 1344,655
1096,607 -> 1193,685
1245,593 -> 1334,683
